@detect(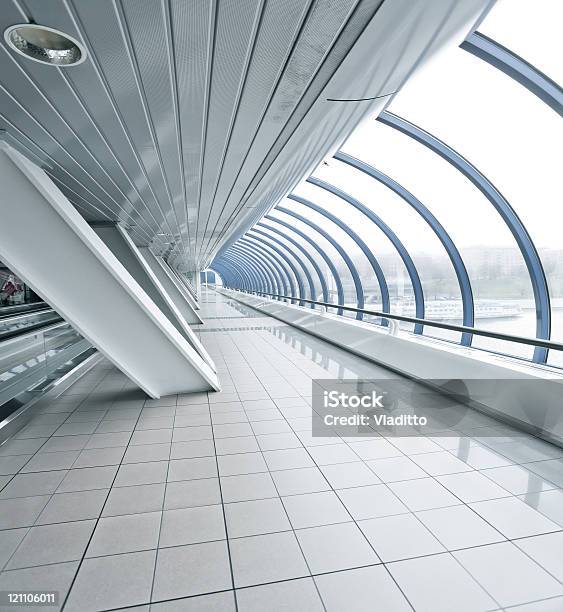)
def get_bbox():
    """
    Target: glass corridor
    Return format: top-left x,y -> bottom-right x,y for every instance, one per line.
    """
212,0 -> 563,368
